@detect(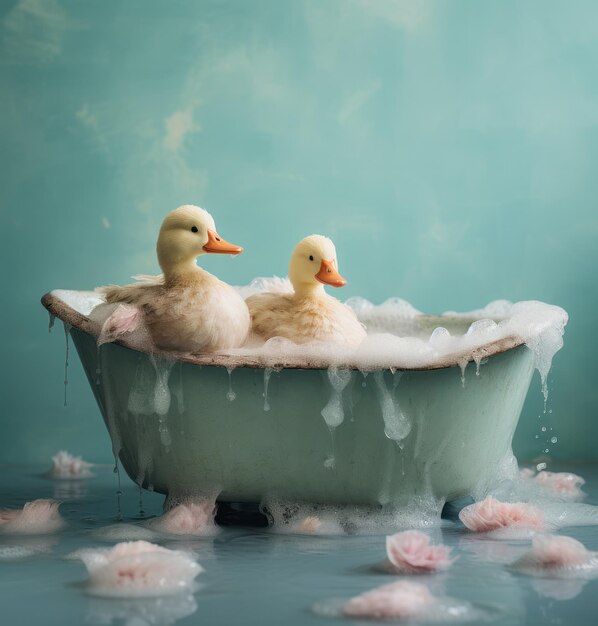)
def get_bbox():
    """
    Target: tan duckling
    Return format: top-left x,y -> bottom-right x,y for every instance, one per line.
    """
246,235 -> 366,348
96,205 -> 250,353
